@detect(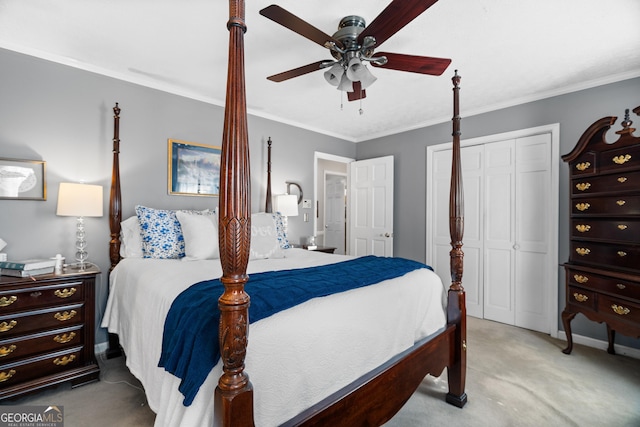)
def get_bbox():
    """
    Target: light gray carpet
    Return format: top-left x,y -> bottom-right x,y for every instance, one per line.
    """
3,317 -> 639,427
